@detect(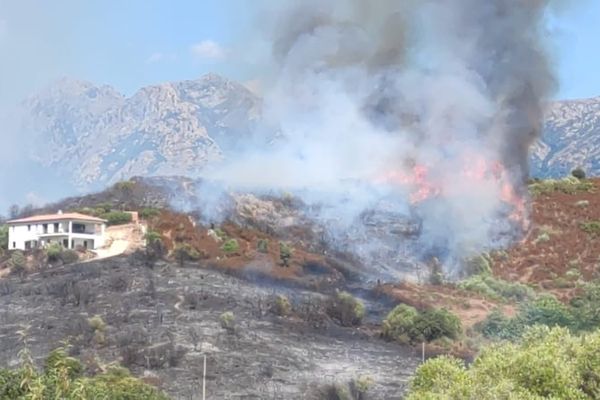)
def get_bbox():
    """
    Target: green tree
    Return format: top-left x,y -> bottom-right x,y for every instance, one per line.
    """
407,326 -> 600,399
